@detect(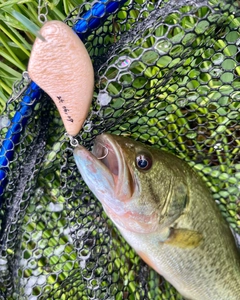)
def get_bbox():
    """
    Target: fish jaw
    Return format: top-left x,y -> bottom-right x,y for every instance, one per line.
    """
73,135 -> 135,218
73,134 -> 160,234
73,145 -> 116,209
